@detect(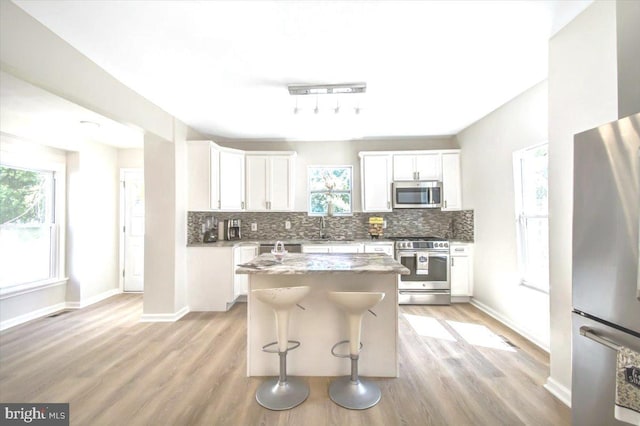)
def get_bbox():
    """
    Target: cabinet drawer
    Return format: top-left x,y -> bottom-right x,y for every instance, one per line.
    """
450,244 -> 471,256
